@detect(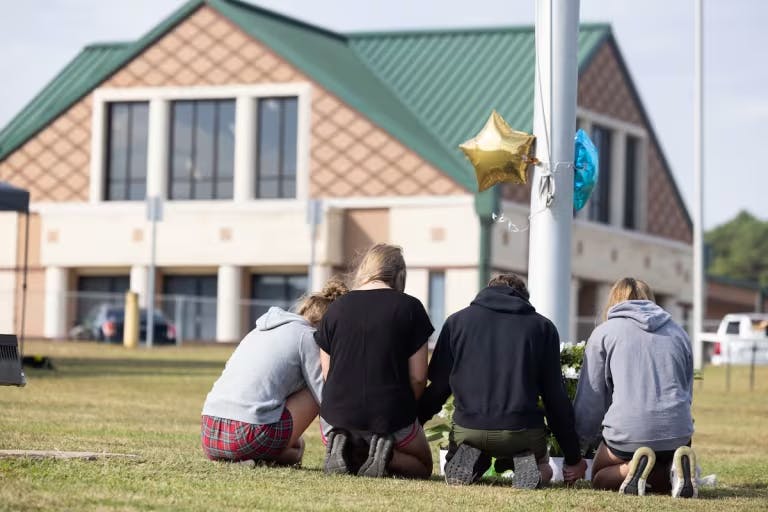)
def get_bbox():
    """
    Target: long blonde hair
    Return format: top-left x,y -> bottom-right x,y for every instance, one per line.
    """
296,278 -> 348,325
603,277 -> 655,321
352,243 -> 407,292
